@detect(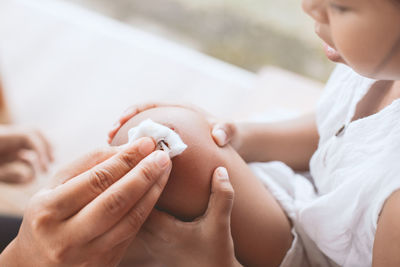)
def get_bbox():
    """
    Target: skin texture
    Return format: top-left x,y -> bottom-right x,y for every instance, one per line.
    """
111,106 -> 292,267
0,139 -> 173,267
302,0 -> 400,80
108,103 -> 319,172
112,107 -> 221,221
233,114 -> 319,171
